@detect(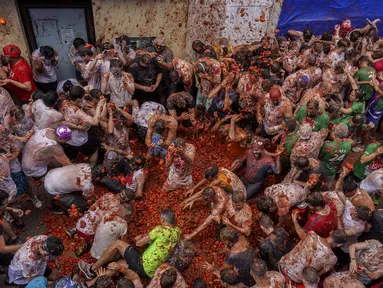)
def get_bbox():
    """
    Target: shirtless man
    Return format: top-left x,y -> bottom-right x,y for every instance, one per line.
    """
211,114 -> 248,148
256,86 -> 293,136
250,259 -> 285,288
21,125 -> 72,179
163,138 -> 196,192
145,114 -> 178,159
183,186 -> 228,240
222,193 -> 252,236
296,82 -> 333,112
282,72 -> 310,104
323,271 -> 365,288
279,229 -> 347,283
166,91 -> 197,126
